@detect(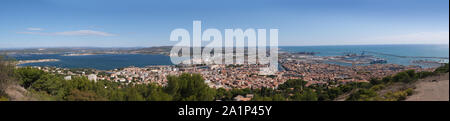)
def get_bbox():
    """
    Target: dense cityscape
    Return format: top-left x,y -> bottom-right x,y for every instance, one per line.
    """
28,51 -> 438,90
